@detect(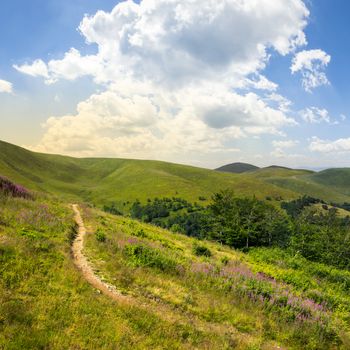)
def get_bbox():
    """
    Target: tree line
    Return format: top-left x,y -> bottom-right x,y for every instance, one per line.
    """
105,191 -> 350,269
